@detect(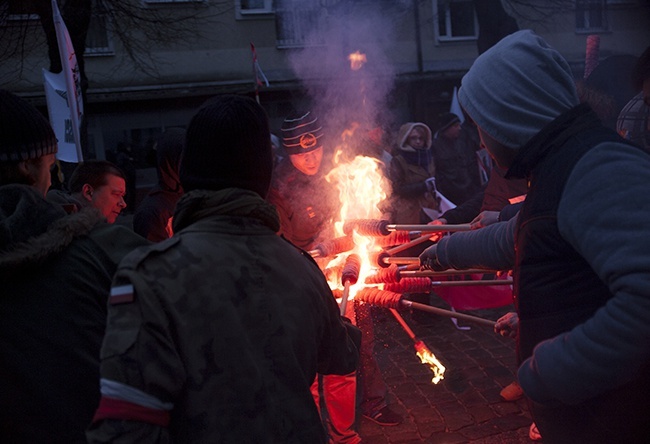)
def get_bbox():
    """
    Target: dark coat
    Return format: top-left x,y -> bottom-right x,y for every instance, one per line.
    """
0,184 -> 148,444
511,105 -> 650,443
267,158 -> 338,250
